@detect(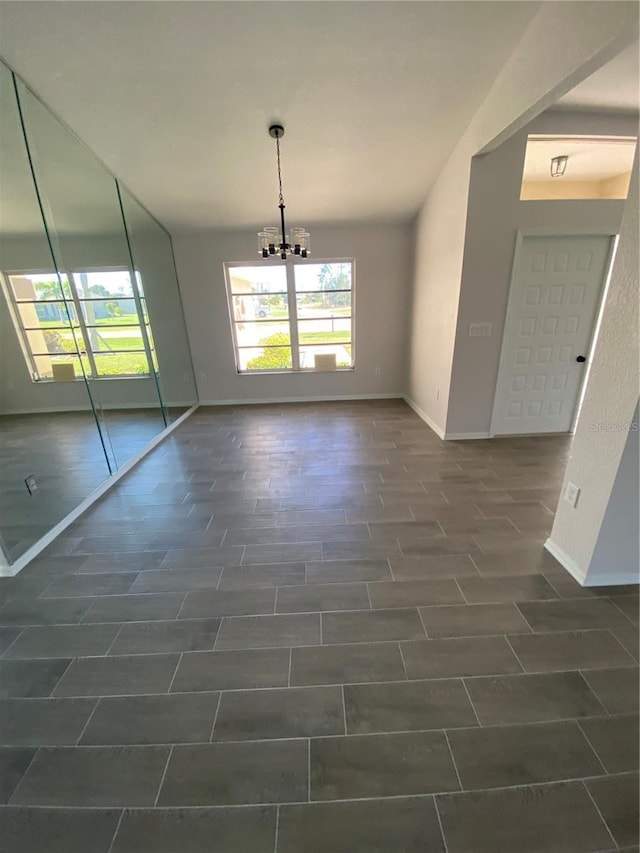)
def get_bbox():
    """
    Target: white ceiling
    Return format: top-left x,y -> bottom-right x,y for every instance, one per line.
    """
522,136 -> 637,183
0,1 -> 539,233
555,41 -> 639,114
